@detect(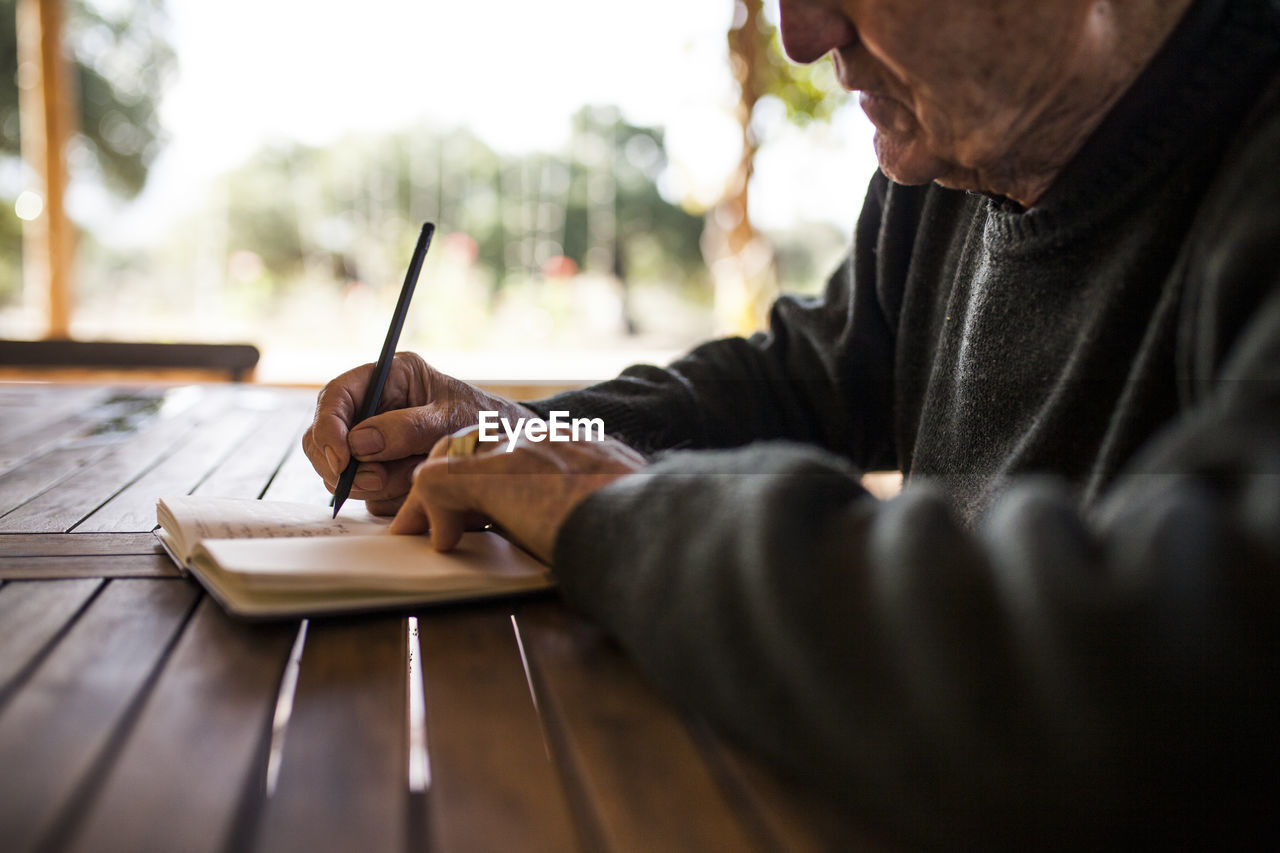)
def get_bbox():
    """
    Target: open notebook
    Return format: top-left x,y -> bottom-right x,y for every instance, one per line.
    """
155,496 -> 553,619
